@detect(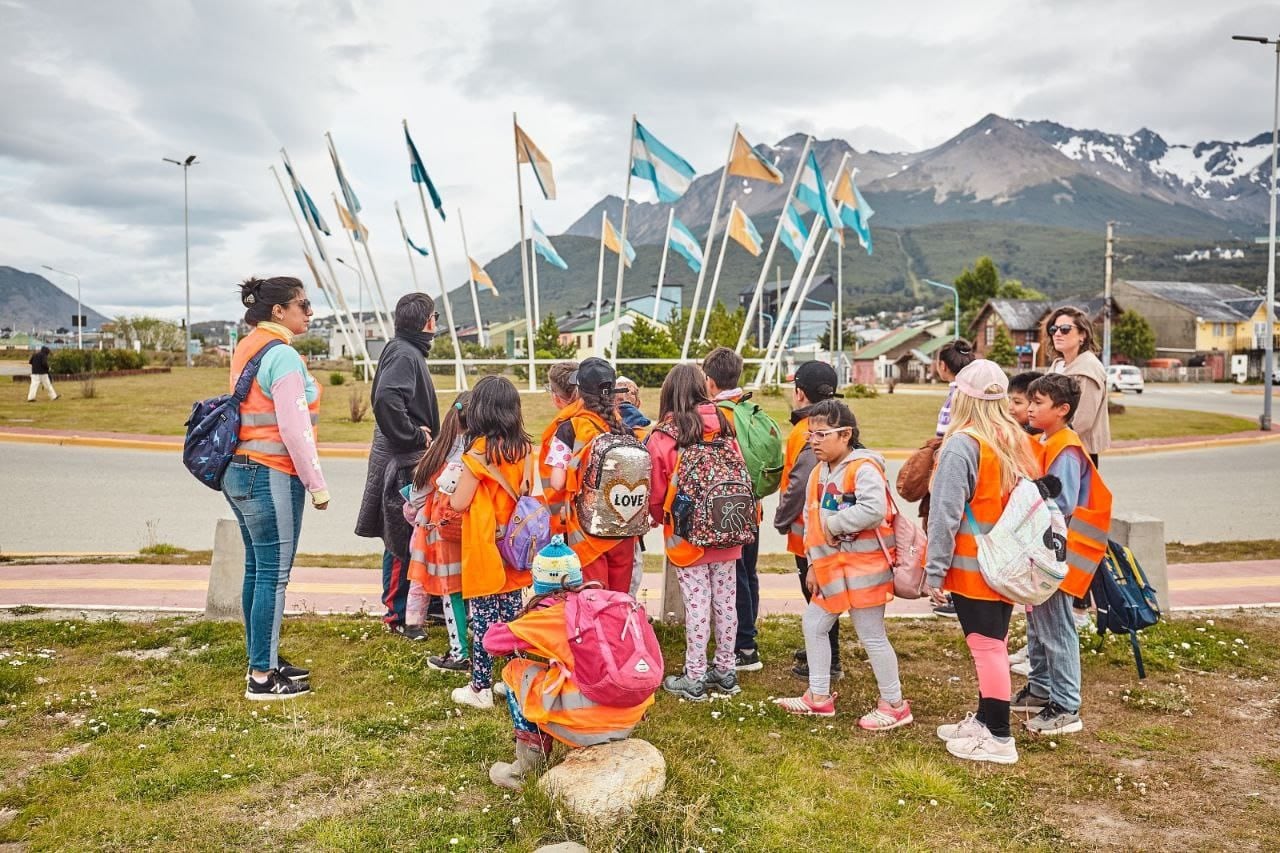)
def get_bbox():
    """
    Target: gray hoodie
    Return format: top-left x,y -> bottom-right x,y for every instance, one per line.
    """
813,447 -> 889,540
924,434 -> 982,588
